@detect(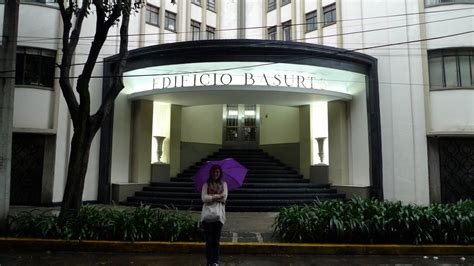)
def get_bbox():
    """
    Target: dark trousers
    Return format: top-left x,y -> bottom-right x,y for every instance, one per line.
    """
202,221 -> 223,265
